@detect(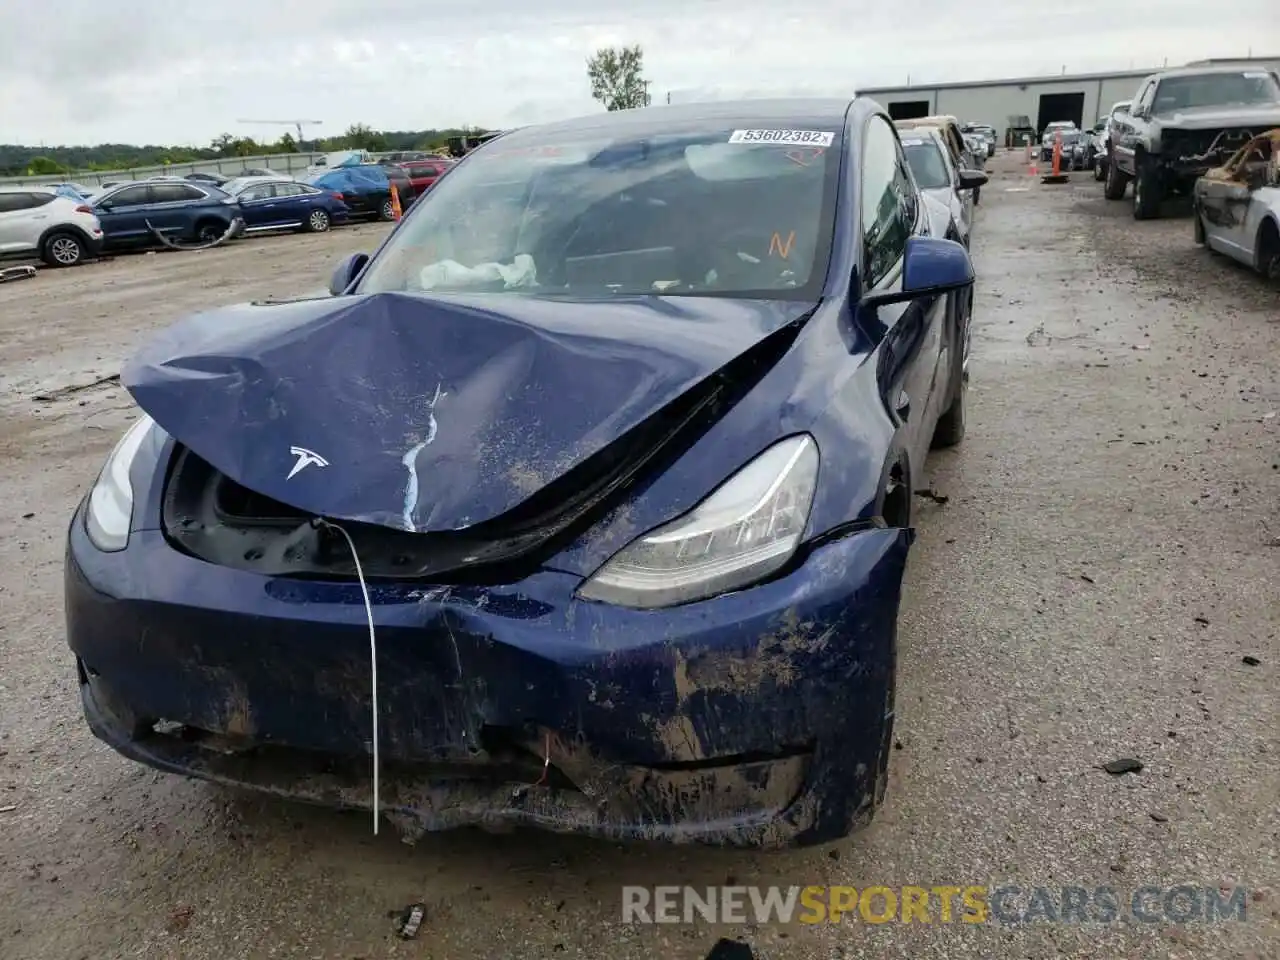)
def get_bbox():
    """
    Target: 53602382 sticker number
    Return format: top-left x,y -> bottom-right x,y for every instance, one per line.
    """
728,129 -> 835,147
